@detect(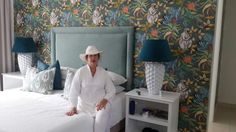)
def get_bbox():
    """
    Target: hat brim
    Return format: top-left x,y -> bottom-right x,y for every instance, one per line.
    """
79,51 -> 103,62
